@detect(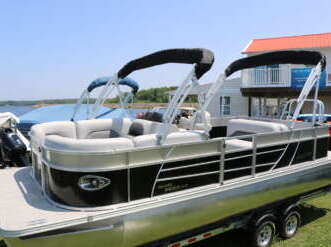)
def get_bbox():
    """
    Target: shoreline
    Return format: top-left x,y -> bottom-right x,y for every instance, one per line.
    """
2,103 -> 198,109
